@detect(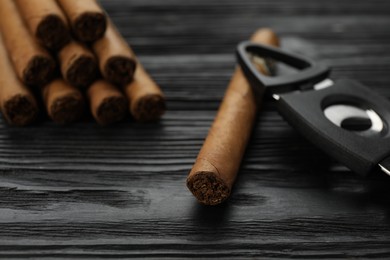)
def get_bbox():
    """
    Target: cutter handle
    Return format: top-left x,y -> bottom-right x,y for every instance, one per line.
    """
276,79 -> 390,176
236,42 -> 330,93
